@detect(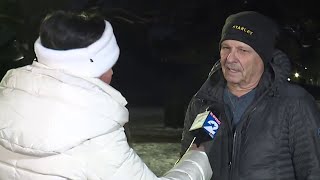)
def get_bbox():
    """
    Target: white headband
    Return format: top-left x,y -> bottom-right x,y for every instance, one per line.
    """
34,21 -> 120,77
